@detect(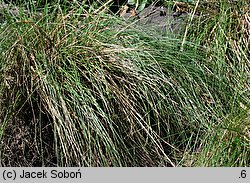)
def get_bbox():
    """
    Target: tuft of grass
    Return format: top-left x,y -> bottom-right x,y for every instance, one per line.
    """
180,0 -> 250,166
189,109 -> 250,166
0,0 -> 249,166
